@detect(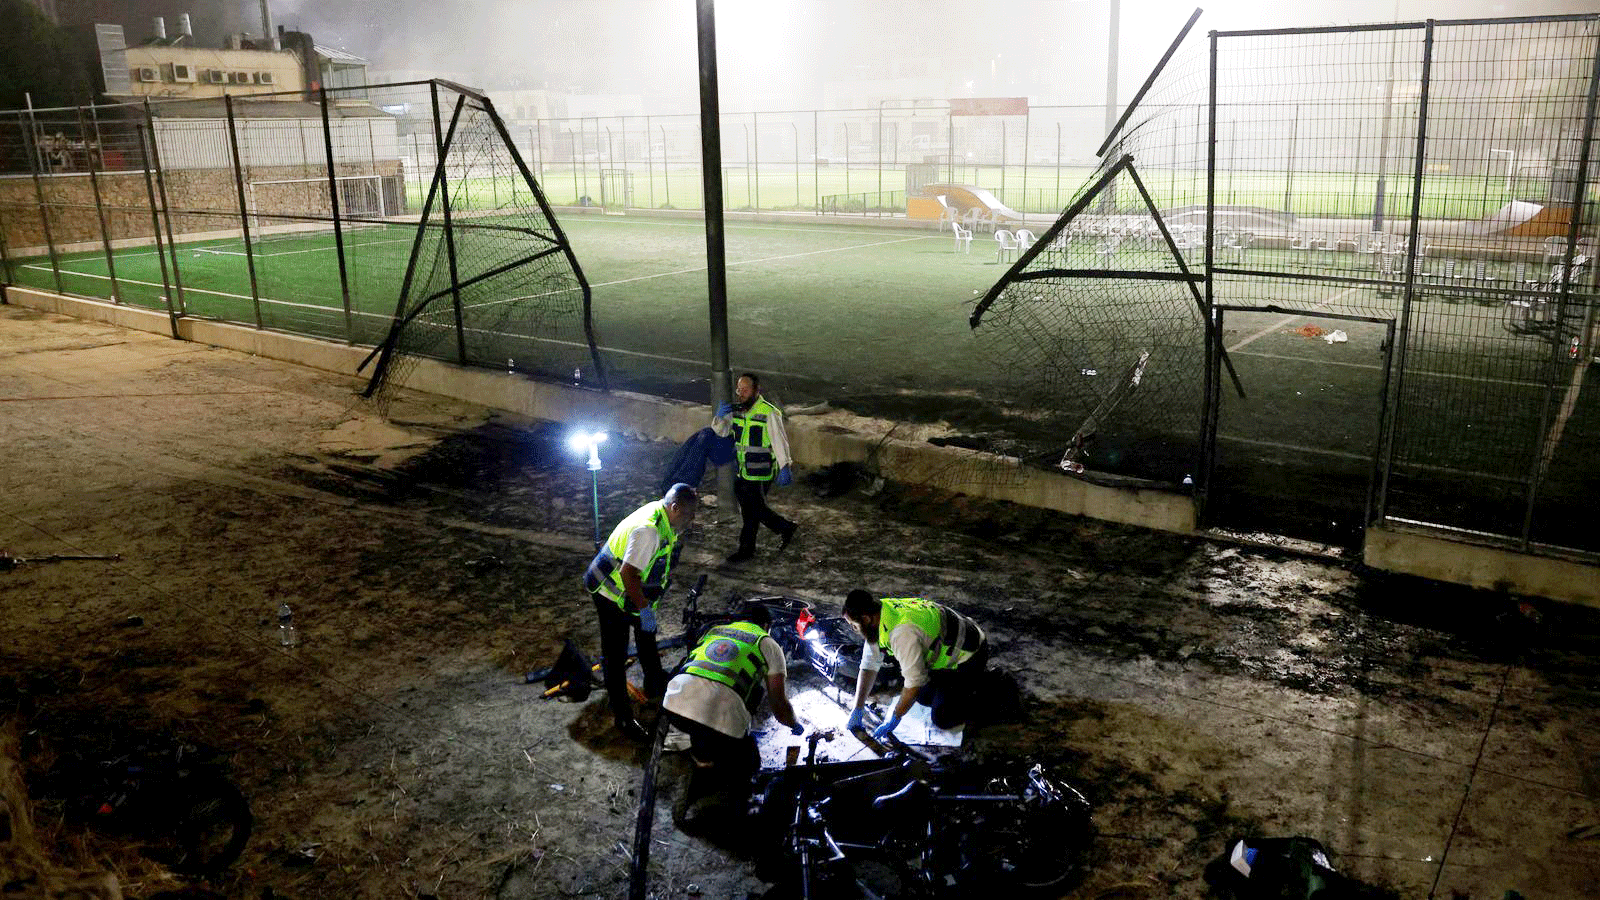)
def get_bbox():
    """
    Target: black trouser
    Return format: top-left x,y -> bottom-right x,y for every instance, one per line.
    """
920,643 -> 989,729
662,709 -> 759,775
592,594 -> 667,723
734,476 -> 792,554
